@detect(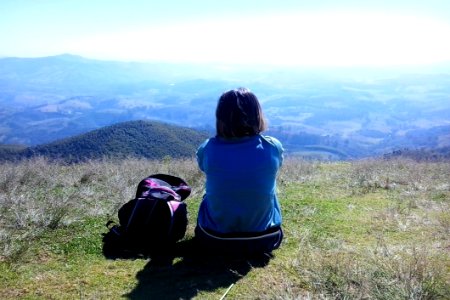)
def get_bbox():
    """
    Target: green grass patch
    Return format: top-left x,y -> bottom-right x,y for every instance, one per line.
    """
1,158 -> 449,299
